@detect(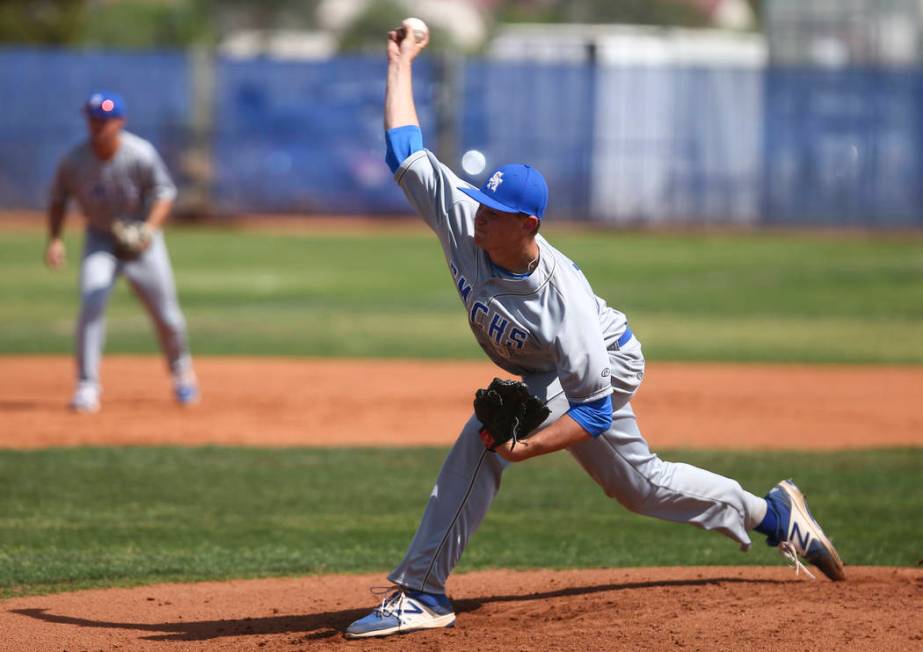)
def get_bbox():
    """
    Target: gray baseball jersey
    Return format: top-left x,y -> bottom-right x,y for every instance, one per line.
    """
387,147 -> 767,595
51,131 -> 176,232
50,131 -> 191,389
396,148 -> 629,405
